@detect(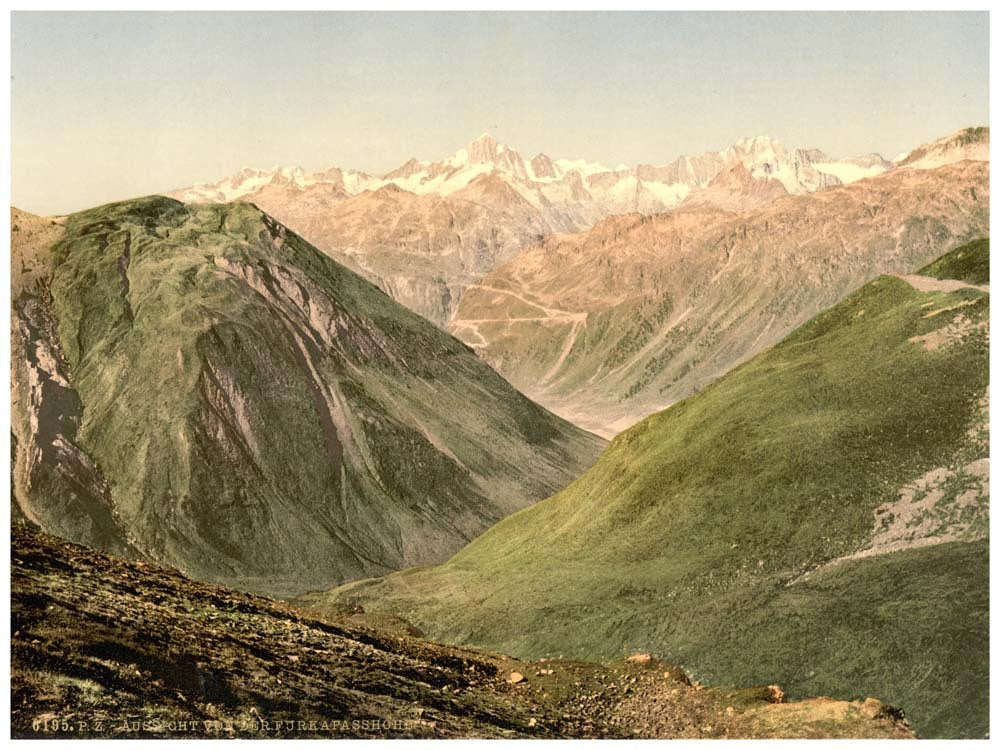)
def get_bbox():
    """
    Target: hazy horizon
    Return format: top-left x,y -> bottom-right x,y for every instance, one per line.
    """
12,11 -> 990,215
